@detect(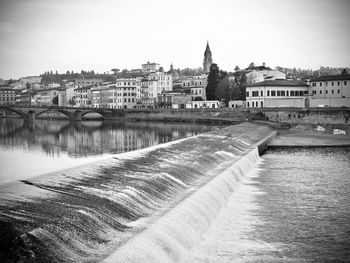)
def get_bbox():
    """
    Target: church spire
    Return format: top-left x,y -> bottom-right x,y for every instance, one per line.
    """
203,41 -> 213,74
